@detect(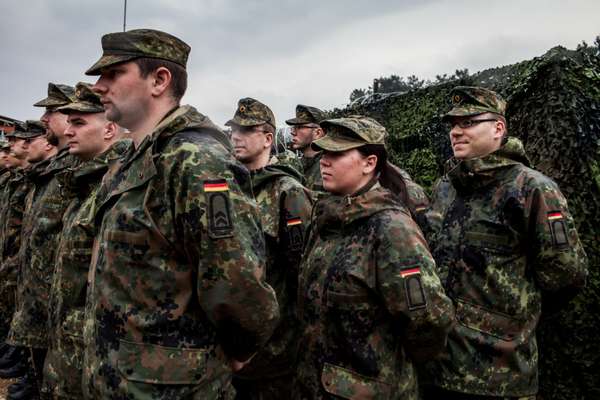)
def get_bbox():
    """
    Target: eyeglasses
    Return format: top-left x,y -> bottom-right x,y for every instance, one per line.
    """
449,118 -> 497,129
